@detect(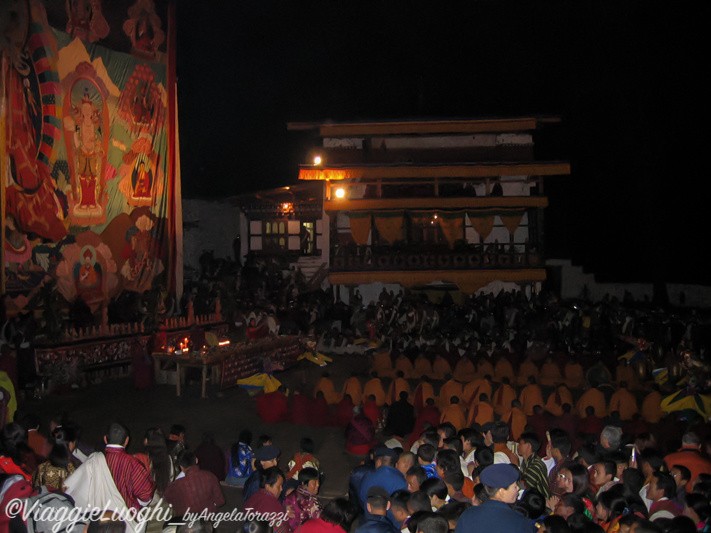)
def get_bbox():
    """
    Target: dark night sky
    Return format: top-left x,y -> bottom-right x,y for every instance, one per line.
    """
175,1 -> 705,286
